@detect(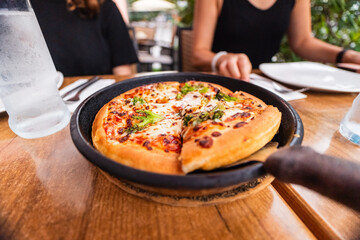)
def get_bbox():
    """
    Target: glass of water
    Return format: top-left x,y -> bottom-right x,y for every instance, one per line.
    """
339,94 -> 360,145
0,0 -> 70,139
